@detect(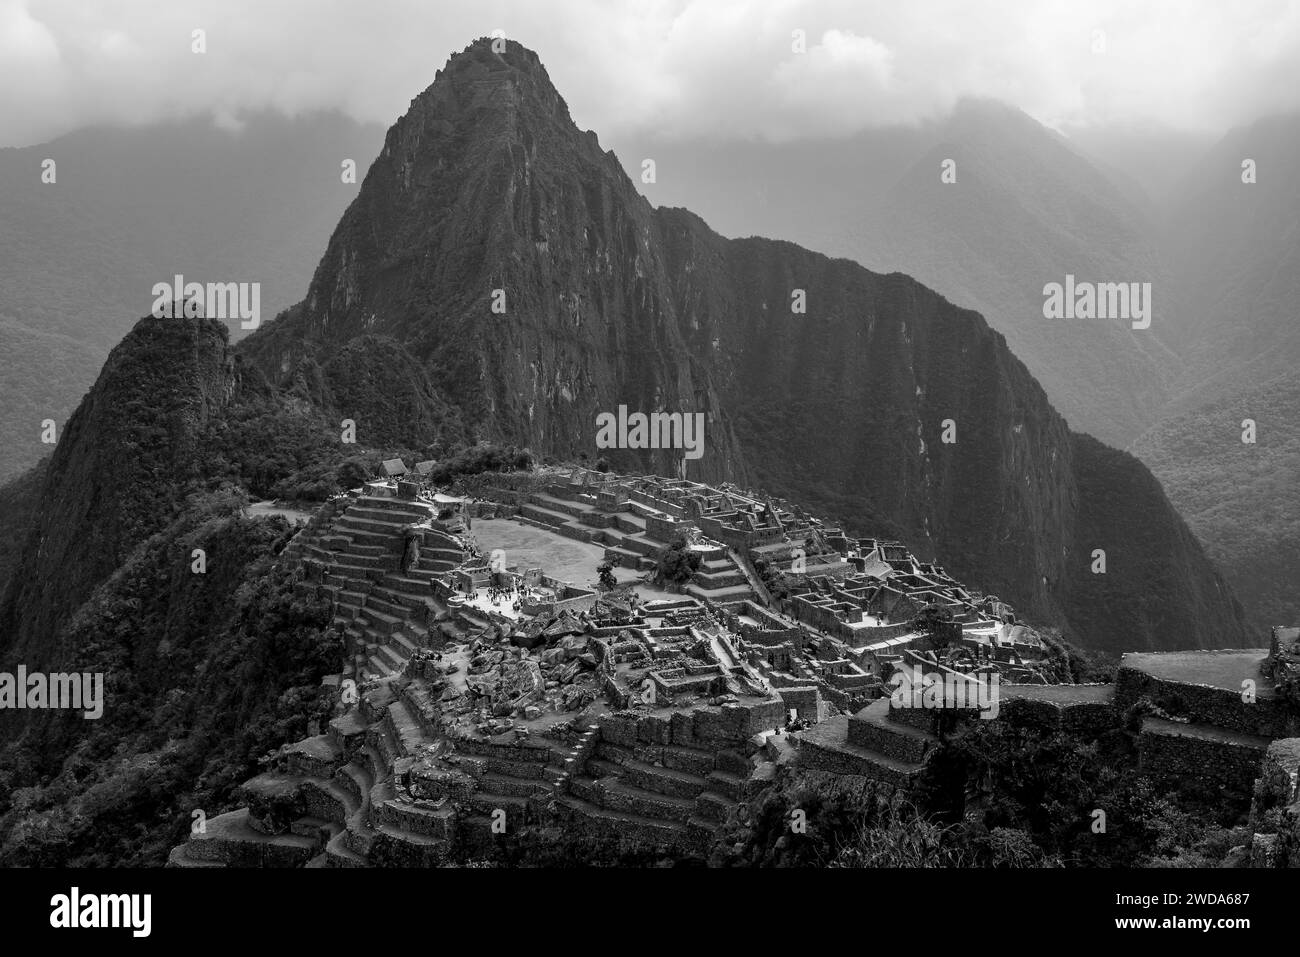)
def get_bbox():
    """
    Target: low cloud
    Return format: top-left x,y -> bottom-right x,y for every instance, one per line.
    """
1,0 -> 1298,147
